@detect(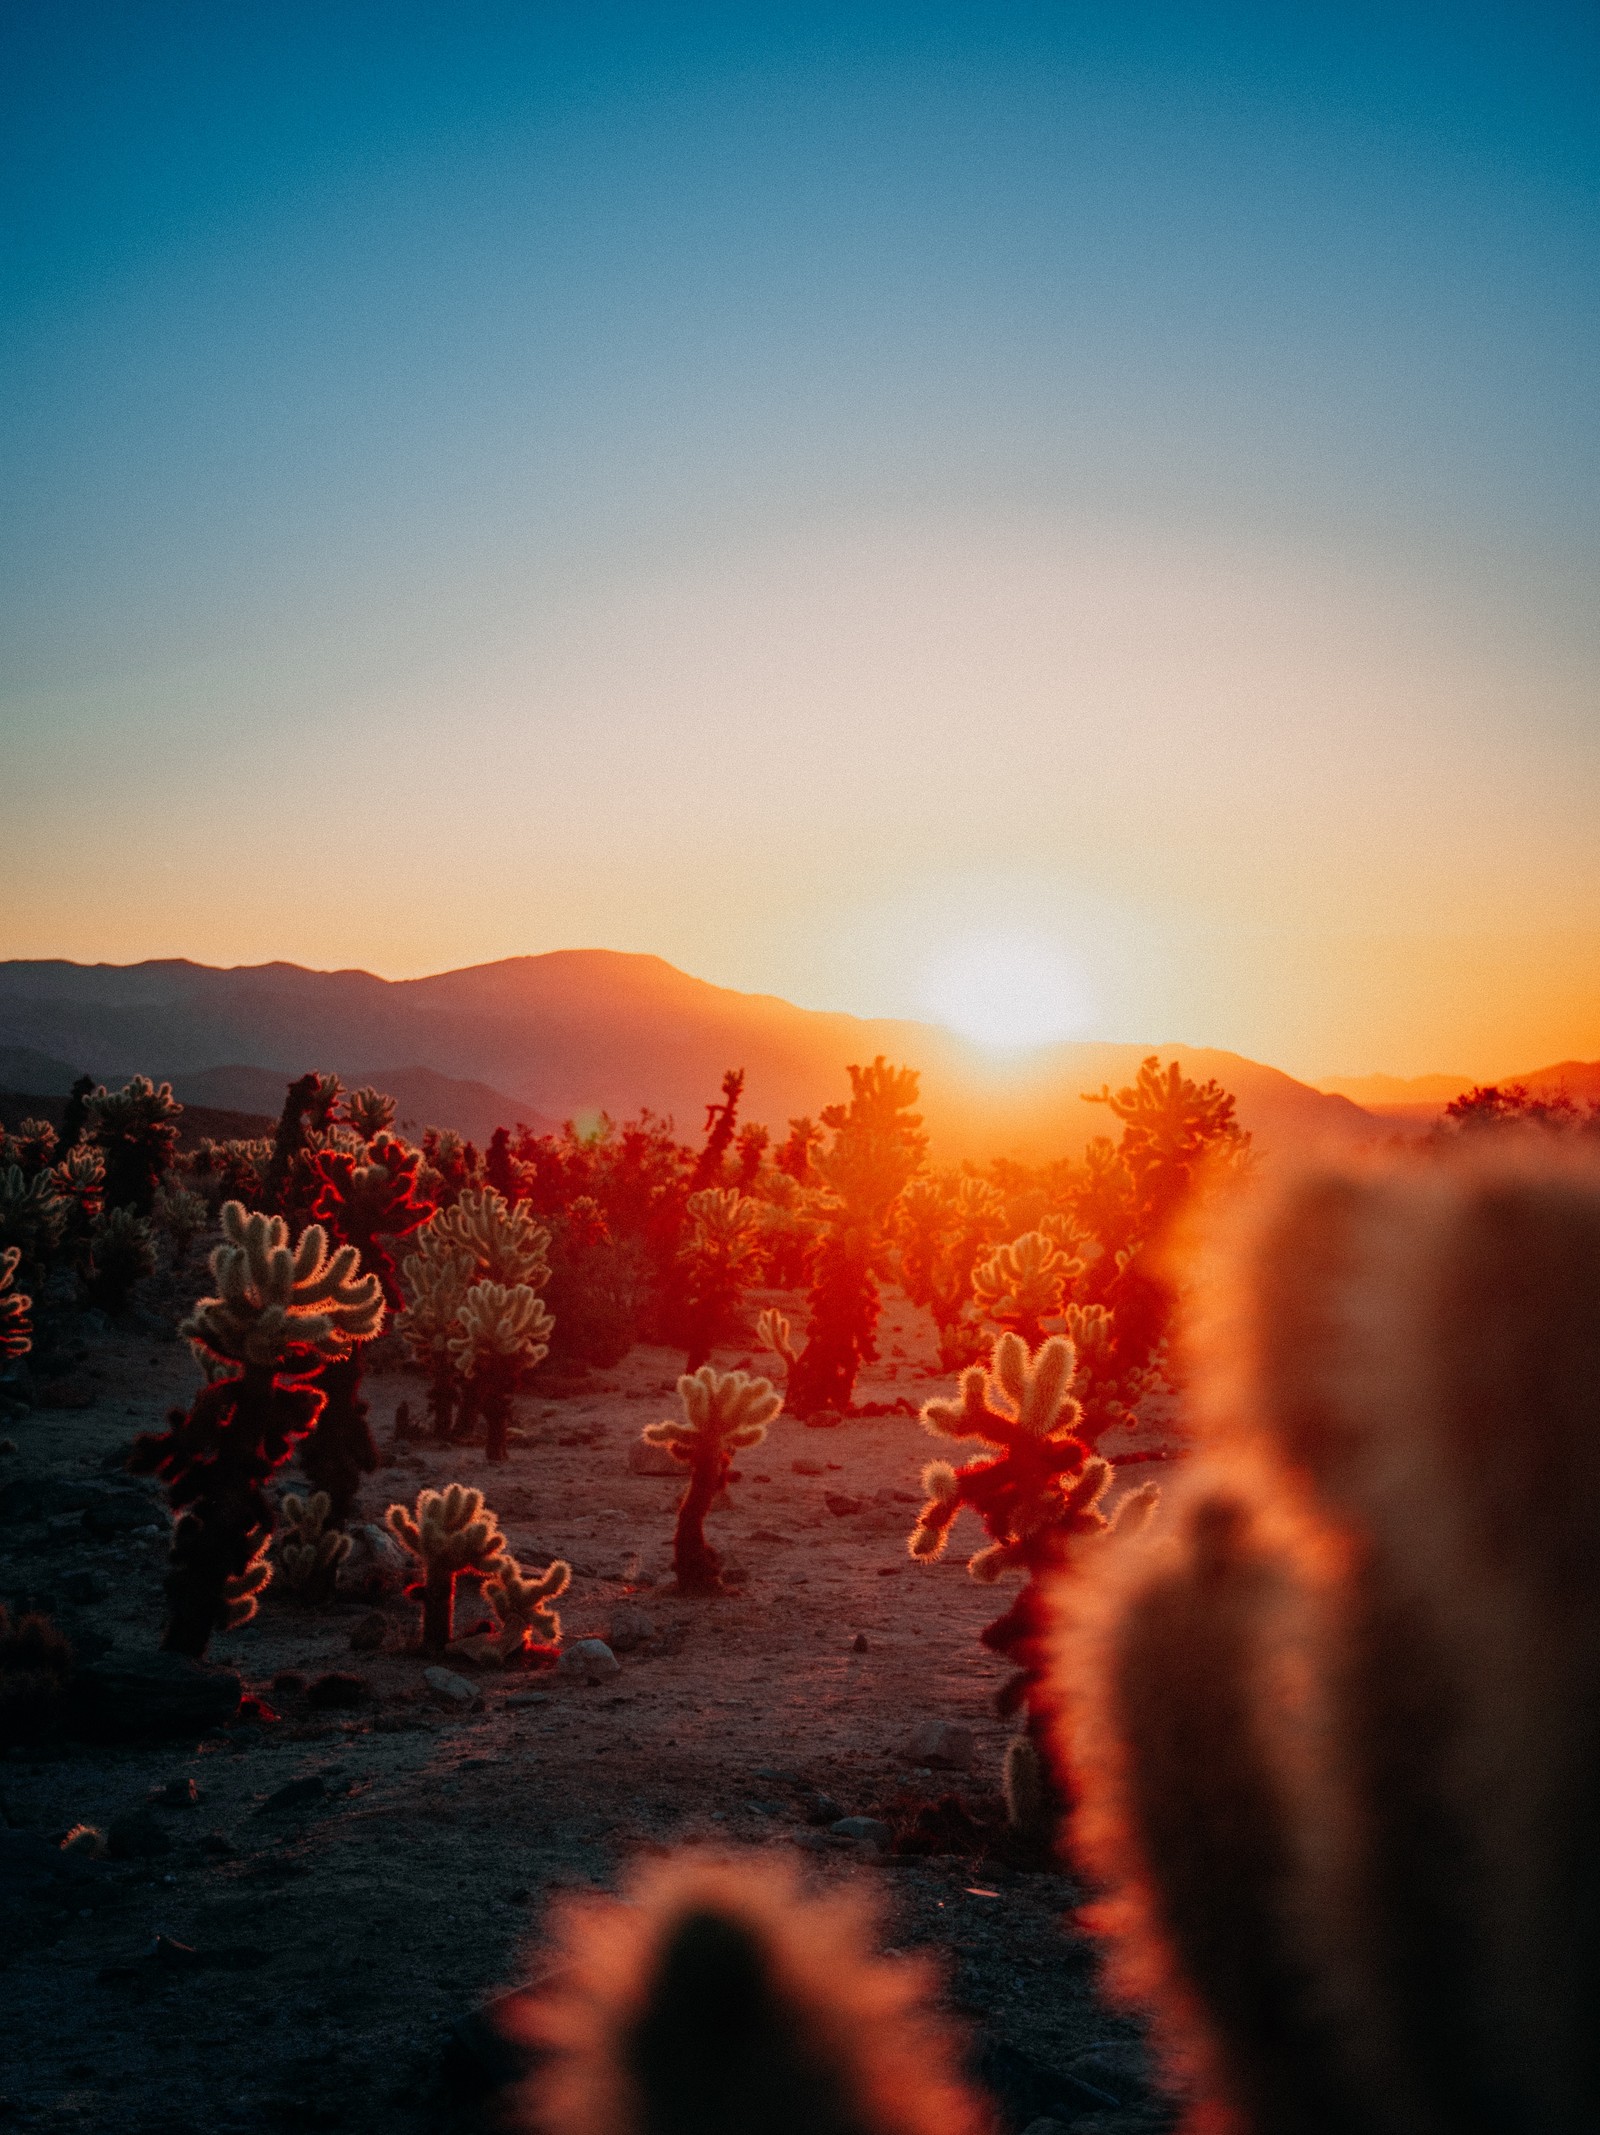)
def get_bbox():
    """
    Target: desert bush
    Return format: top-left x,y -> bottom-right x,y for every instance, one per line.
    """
83,1075 -> 183,1215
542,1201 -> 646,1368
188,1135 -> 273,1209
130,1201 -> 383,1656
0,1246 -> 32,1359
0,1605 -> 73,1747
786,1059 -> 926,1418
1045,1150 -> 1600,2135
643,1366 -> 781,1593
385,1482 -> 509,1650
516,1849 -> 986,2135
